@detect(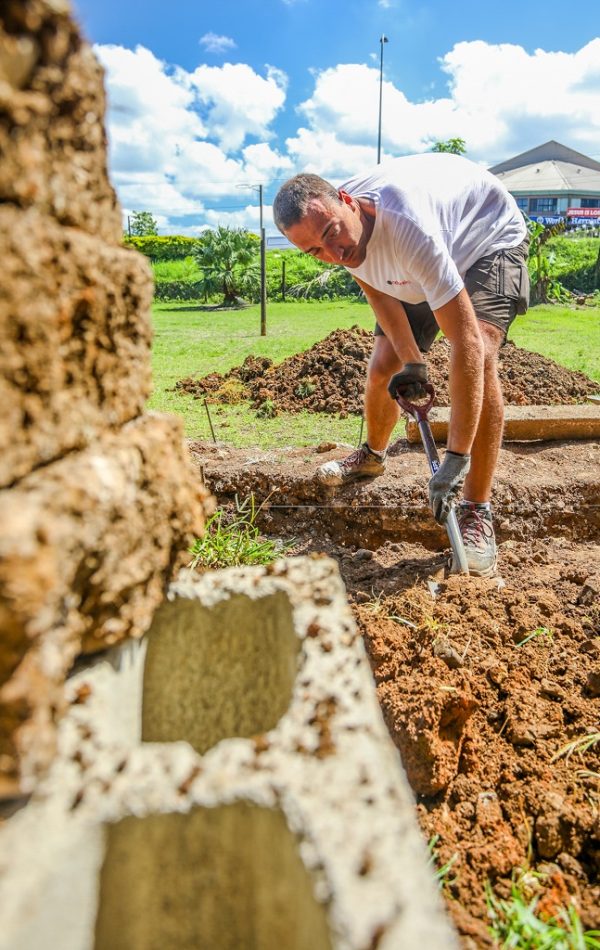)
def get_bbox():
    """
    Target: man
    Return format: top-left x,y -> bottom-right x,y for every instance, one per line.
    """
273,152 -> 530,576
